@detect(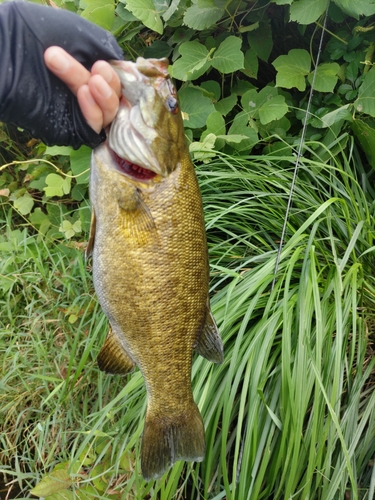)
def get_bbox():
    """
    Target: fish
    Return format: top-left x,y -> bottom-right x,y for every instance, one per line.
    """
86,57 -> 223,481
